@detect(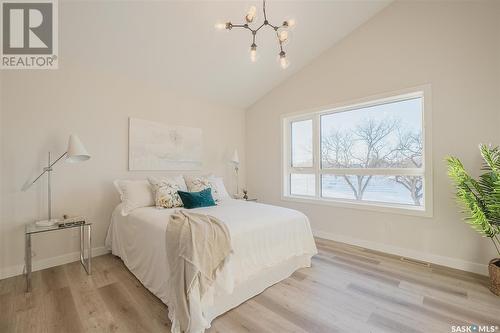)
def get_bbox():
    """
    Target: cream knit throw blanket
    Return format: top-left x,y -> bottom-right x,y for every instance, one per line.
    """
165,210 -> 232,333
